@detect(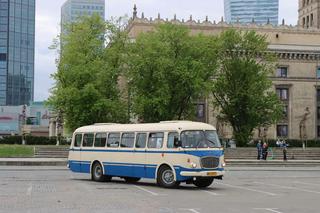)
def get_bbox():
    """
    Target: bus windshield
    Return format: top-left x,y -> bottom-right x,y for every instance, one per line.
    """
181,130 -> 221,148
